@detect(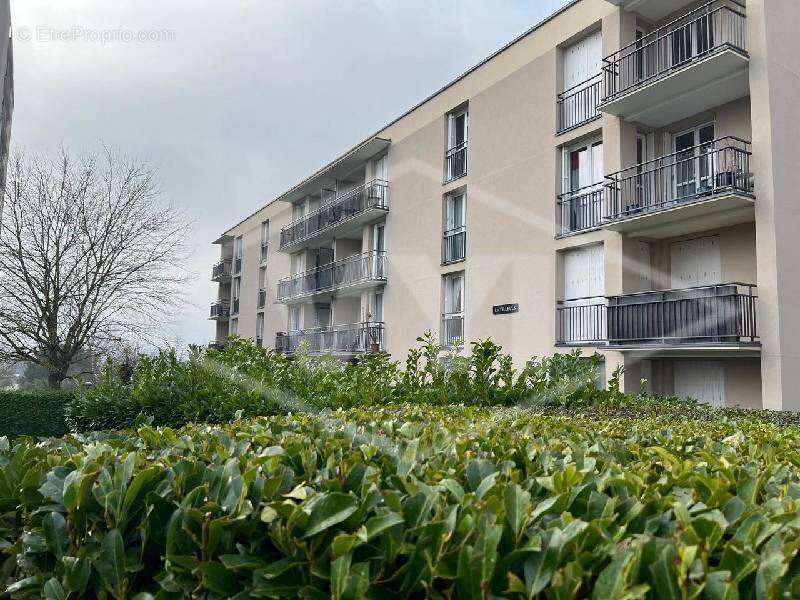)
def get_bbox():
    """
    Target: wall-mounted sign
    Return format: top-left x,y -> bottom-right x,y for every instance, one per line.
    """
492,303 -> 519,315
